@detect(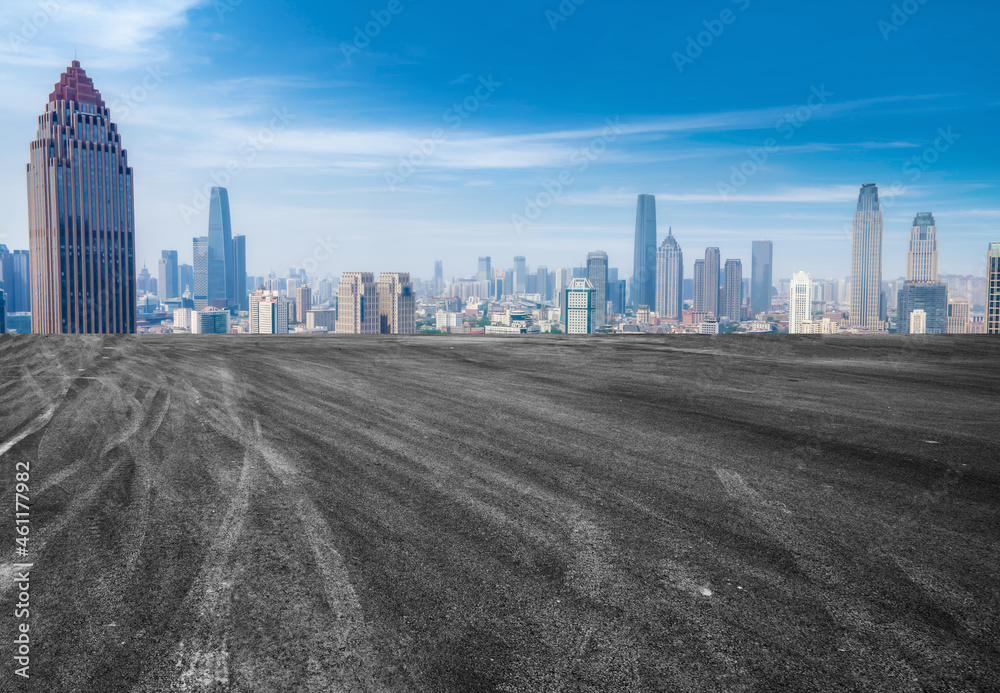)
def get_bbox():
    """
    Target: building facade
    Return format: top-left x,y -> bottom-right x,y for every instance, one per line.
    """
655,228 -> 683,320
849,184 -> 884,330
296,285 -> 311,324
909,309 -> 927,335
158,250 -> 179,300
789,271 -> 812,334
206,187 -> 235,310
907,213 -> 938,282
751,240 -> 773,317
336,272 -> 378,334
563,278 -> 595,334
722,259 -> 743,322
632,194 -> 657,308
897,282 -> 948,334
193,237 -> 209,309
988,243 -> 1000,334
28,61 -> 136,333
306,309 -> 336,331
377,272 -> 416,334
232,235 -> 247,312
586,251 -> 609,327
947,298 -> 970,334
191,307 -> 230,334
249,288 -> 288,335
